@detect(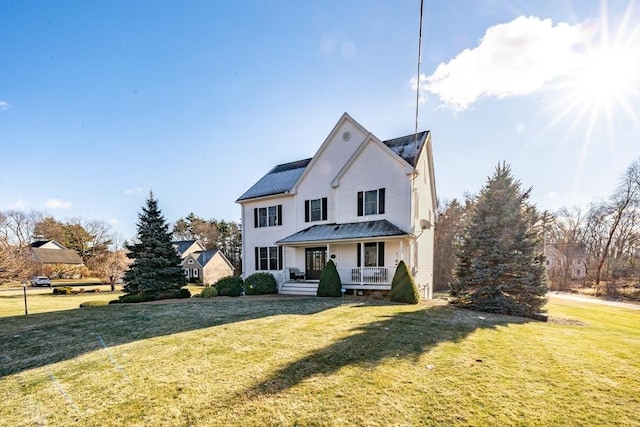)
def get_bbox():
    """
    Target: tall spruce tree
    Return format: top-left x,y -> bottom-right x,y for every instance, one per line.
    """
451,163 -> 548,317
124,192 -> 186,295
